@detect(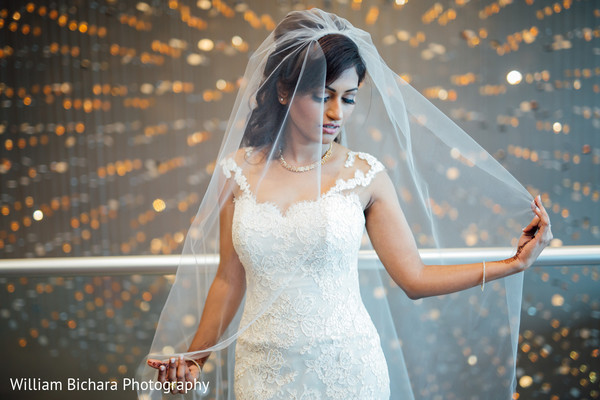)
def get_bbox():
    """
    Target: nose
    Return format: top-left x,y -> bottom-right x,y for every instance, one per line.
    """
326,98 -> 342,121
